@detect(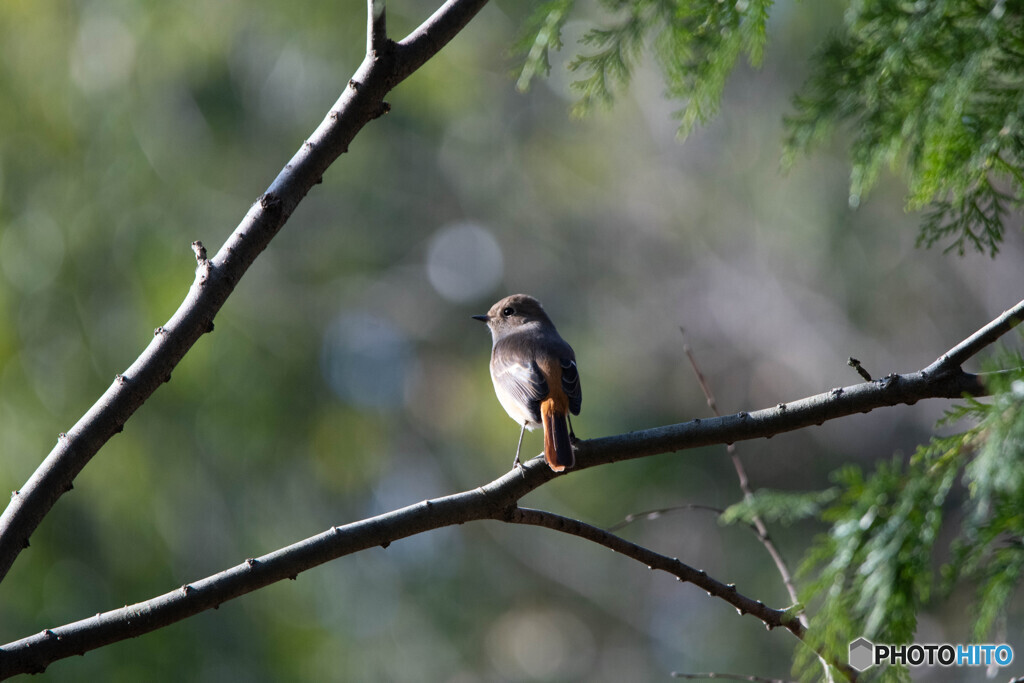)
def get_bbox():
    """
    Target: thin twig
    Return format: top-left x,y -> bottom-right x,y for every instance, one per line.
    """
606,503 -> 805,554
606,503 -> 726,532
682,331 -> 832,681
681,332 -> 802,612
671,673 -> 796,682
507,507 -> 805,636
505,507 -> 859,682
367,0 -> 388,55
847,357 -> 872,382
